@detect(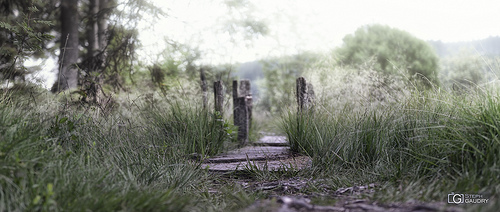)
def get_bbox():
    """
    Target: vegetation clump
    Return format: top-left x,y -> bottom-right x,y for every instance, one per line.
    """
281,56 -> 499,210
337,24 -> 440,87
